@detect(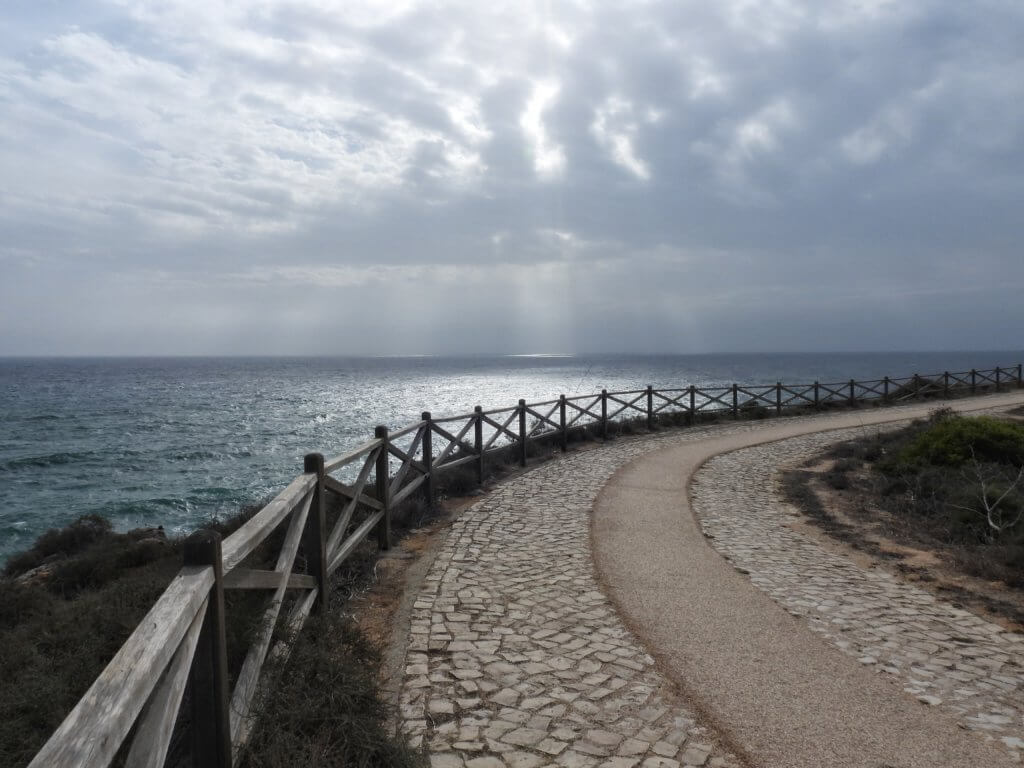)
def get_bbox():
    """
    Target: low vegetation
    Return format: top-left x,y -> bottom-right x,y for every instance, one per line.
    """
0,500 -> 427,768
241,605 -> 423,768
0,519 -> 186,766
783,409 -> 1024,623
